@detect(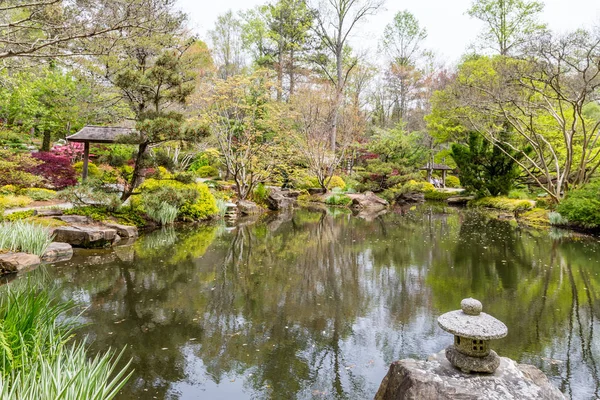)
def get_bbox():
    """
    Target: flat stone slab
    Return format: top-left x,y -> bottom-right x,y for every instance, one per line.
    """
53,226 -> 117,248
104,223 -> 138,238
0,252 -> 41,274
347,191 -> 389,210
34,208 -> 64,217
42,242 -> 73,262
58,215 -> 89,224
375,352 -> 565,400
